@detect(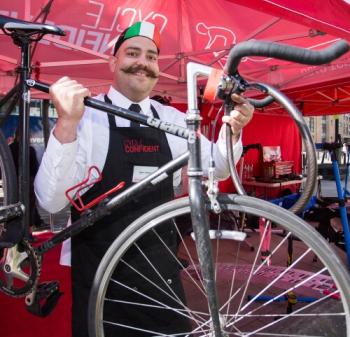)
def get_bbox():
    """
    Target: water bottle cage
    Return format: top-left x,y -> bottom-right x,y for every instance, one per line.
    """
65,166 -> 125,212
